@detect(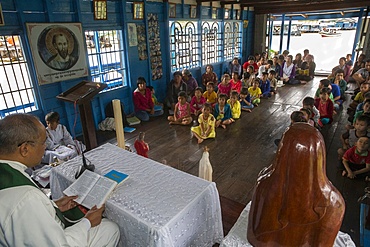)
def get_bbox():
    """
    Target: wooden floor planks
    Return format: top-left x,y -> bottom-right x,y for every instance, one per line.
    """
95,76 -> 367,245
